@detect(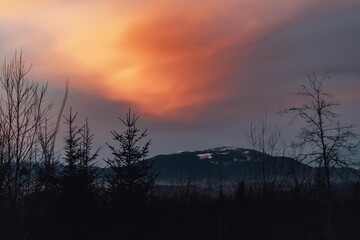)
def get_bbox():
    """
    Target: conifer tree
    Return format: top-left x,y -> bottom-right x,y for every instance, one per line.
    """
61,108 -> 81,199
61,110 -> 99,203
106,109 -> 156,204
78,118 -> 100,199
